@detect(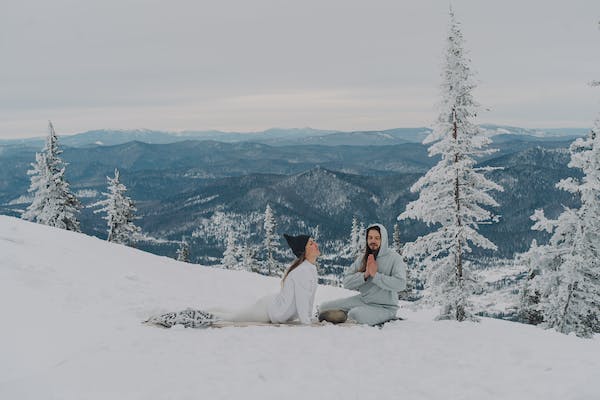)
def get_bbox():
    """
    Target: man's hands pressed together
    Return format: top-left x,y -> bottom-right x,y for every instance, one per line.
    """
364,254 -> 378,280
